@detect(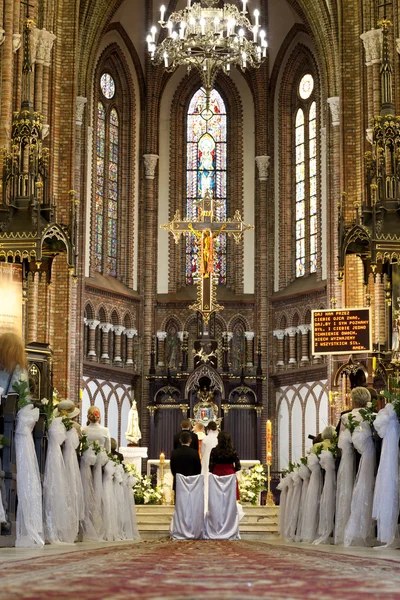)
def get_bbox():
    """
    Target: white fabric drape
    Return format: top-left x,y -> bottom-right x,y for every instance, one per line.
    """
301,453 -> 322,543
15,404 -> 44,548
201,430 -> 218,512
204,474 -> 240,540
334,428 -> 355,545
0,458 -> 6,523
44,417 -> 73,544
80,446 -> 102,542
63,427 -> 84,543
295,464 -> 311,542
171,474 -> 204,540
122,472 -> 140,541
314,450 -> 336,545
344,421 -> 376,546
103,461 -> 118,541
113,464 -> 126,540
277,475 -> 289,538
283,473 -> 294,539
286,468 -> 302,541
373,404 -> 400,545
